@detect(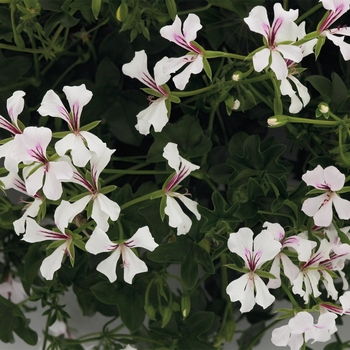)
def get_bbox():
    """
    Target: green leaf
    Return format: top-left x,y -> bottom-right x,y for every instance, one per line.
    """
91,0 -> 101,19
181,253 -> 198,290
225,264 -> 249,274
165,0 -> 177,20
203,57 -> 212,81
90,282 -> 119,305
80,120 -> 101,131
305,75 -> 332,102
